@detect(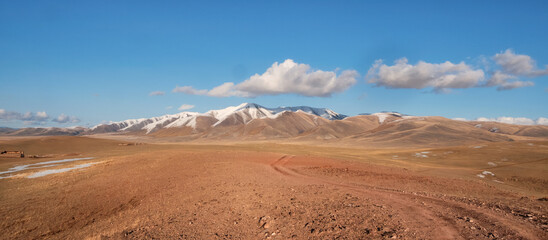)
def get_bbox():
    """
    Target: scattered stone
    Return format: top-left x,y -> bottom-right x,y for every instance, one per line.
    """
123,229 -> 134,236
258,216 -> 272,229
